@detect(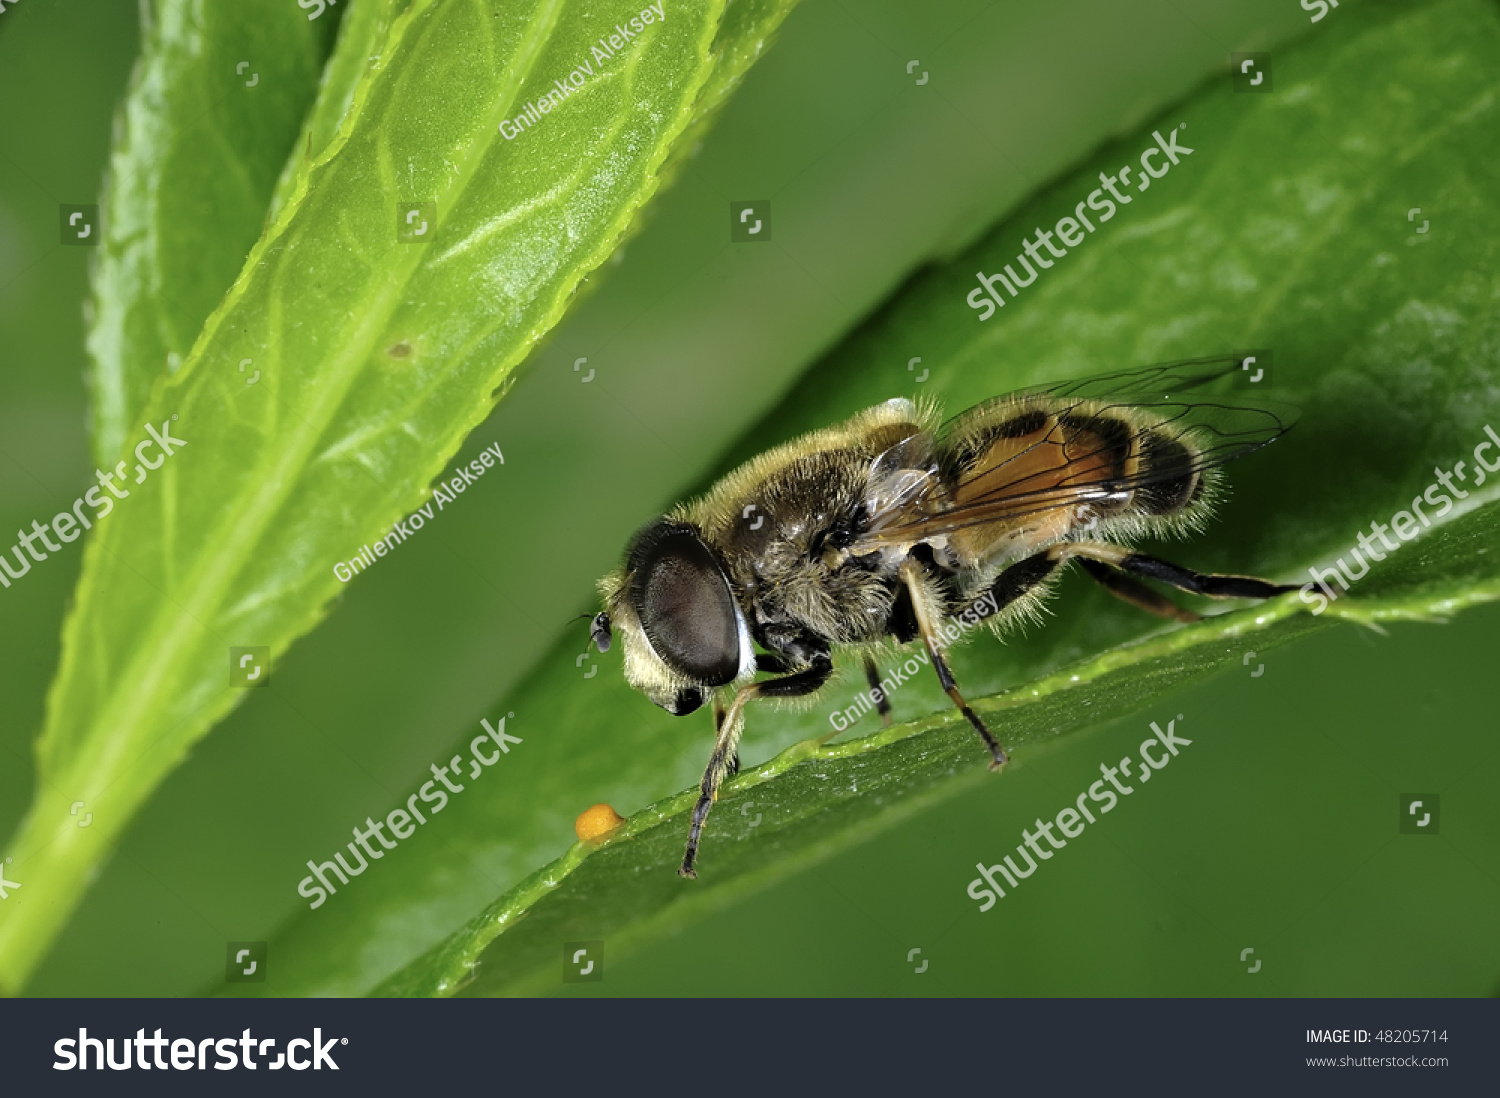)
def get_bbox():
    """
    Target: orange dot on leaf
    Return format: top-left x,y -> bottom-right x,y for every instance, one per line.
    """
574,803 -> 626,843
